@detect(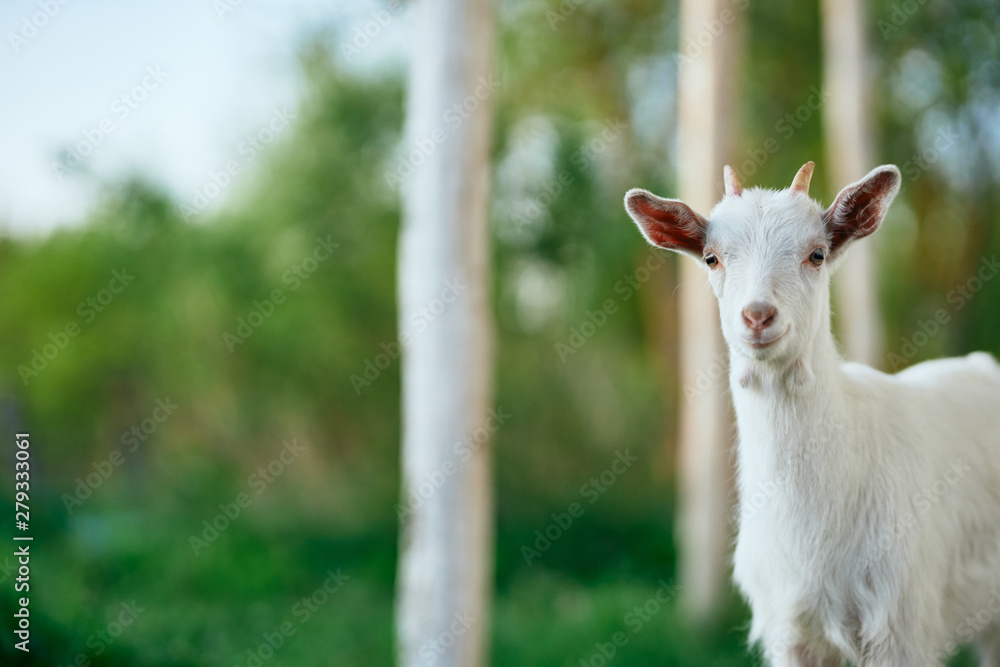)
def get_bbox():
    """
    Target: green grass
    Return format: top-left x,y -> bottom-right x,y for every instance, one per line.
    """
0,503 -> 984,666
